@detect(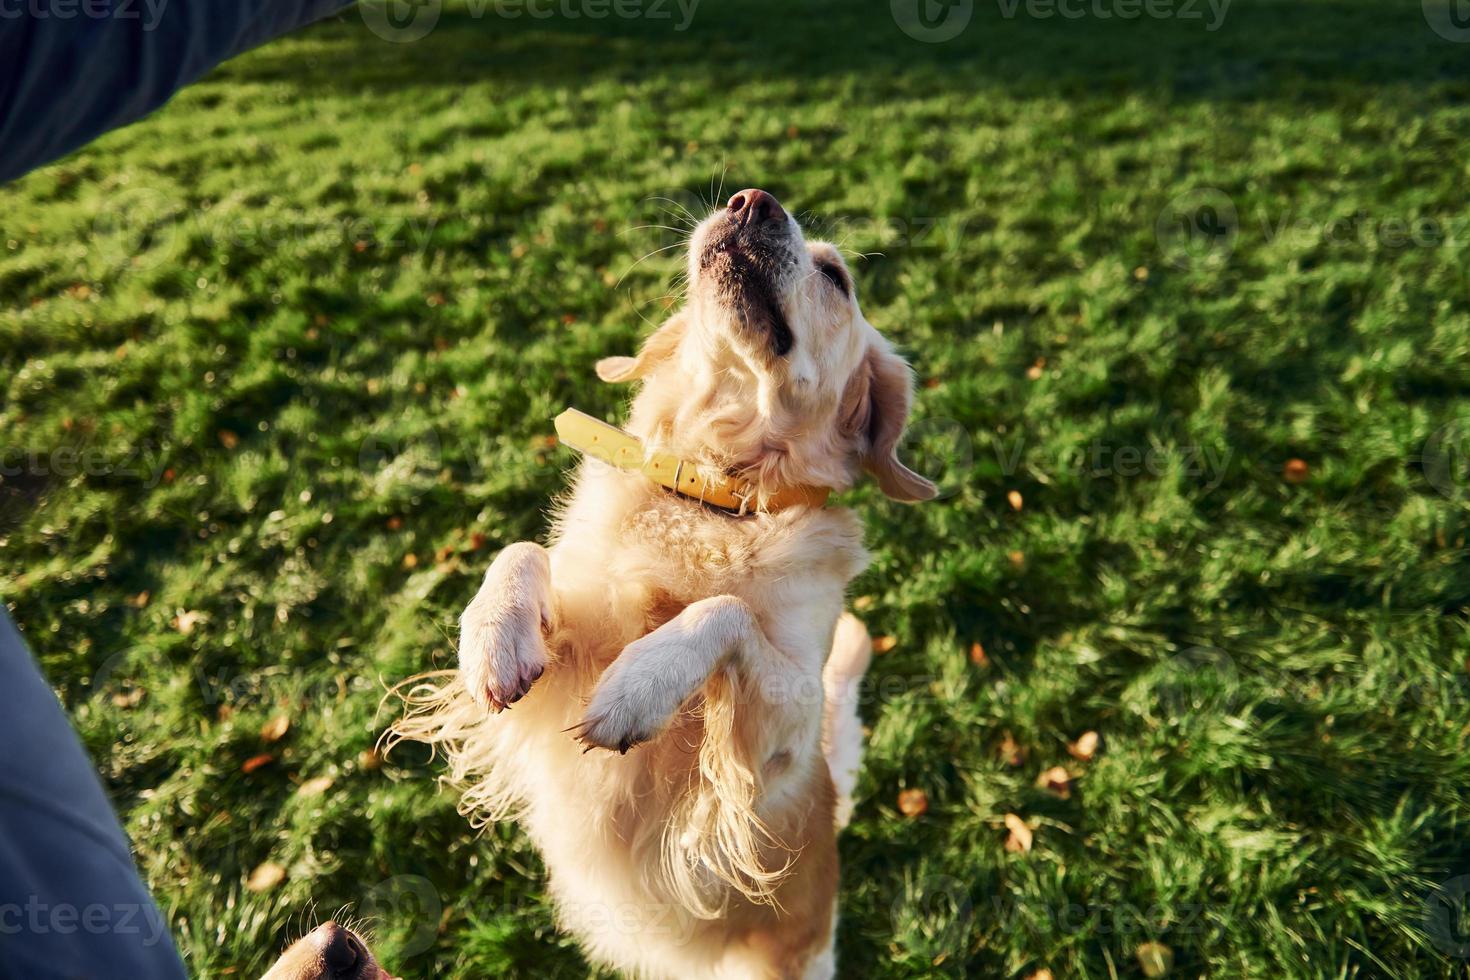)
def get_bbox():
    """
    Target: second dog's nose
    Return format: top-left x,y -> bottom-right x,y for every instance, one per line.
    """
318,922 -> 359,972
728,188 -> 785,227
